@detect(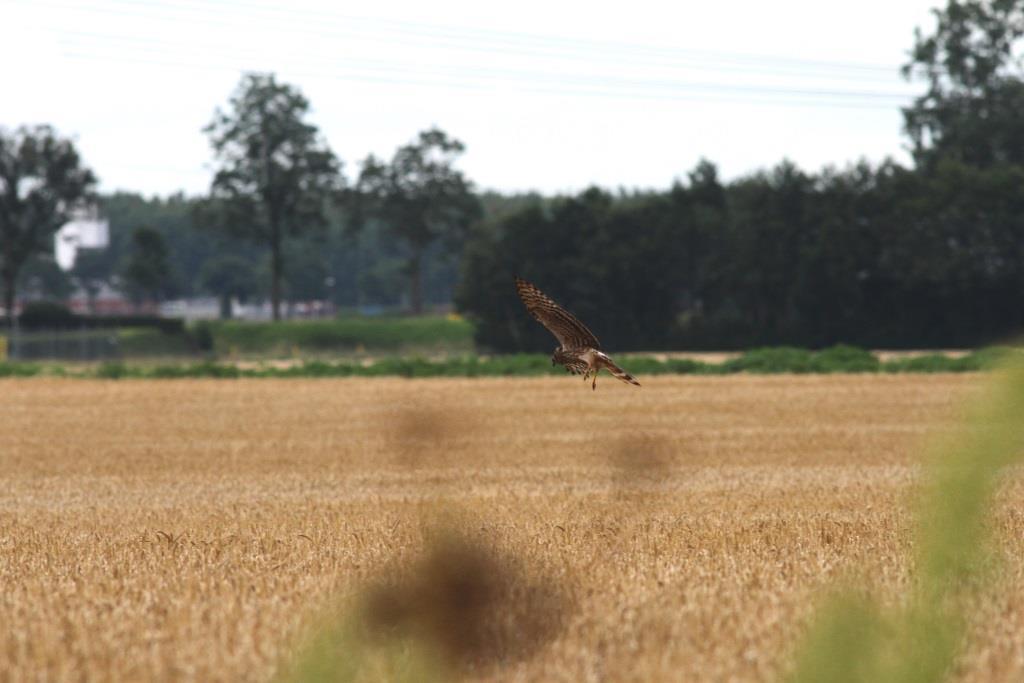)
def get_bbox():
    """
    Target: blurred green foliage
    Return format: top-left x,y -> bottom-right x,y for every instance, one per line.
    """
789,355 -> 1024,683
